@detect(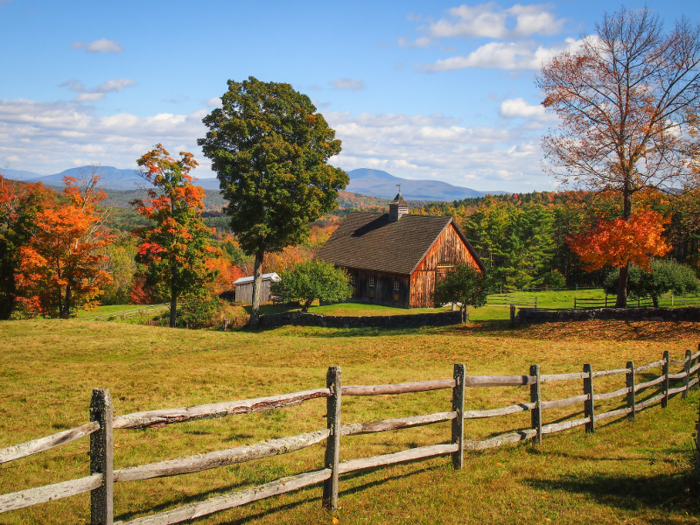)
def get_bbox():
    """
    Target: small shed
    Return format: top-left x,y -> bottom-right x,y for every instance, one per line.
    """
233,272 -> 281,304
